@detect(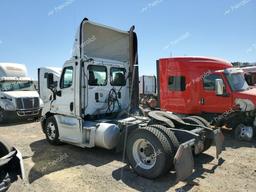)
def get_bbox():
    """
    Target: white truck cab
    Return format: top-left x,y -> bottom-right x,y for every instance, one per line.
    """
0,63 -> 43,123
39,18 -> 223,181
